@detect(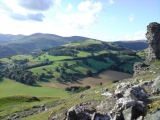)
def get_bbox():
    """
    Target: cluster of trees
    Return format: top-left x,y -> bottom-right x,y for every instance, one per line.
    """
65,85 -> 91,93
25,61 -> 53,69
47,46 -> 77,56
73,44 -> 106,51
86,70 -> 93,77
5,70 -> 36,85
118,50 -> 136,56
82,59 -> 91,67
43,42 -> 126,57
71,42 -> 125,52
38,72 -> 53,81
30,51 -> 44,59
0,71 -> 3,79
12,58 -> 29,64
